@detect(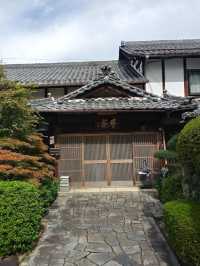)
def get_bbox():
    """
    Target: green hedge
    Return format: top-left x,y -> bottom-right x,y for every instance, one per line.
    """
39,178 -> 59,209
0,181 -> 43,257
160,174 -> 183,203
177,117 -> 200,200
164,200 -> 200,266
177,117 -> 200,170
